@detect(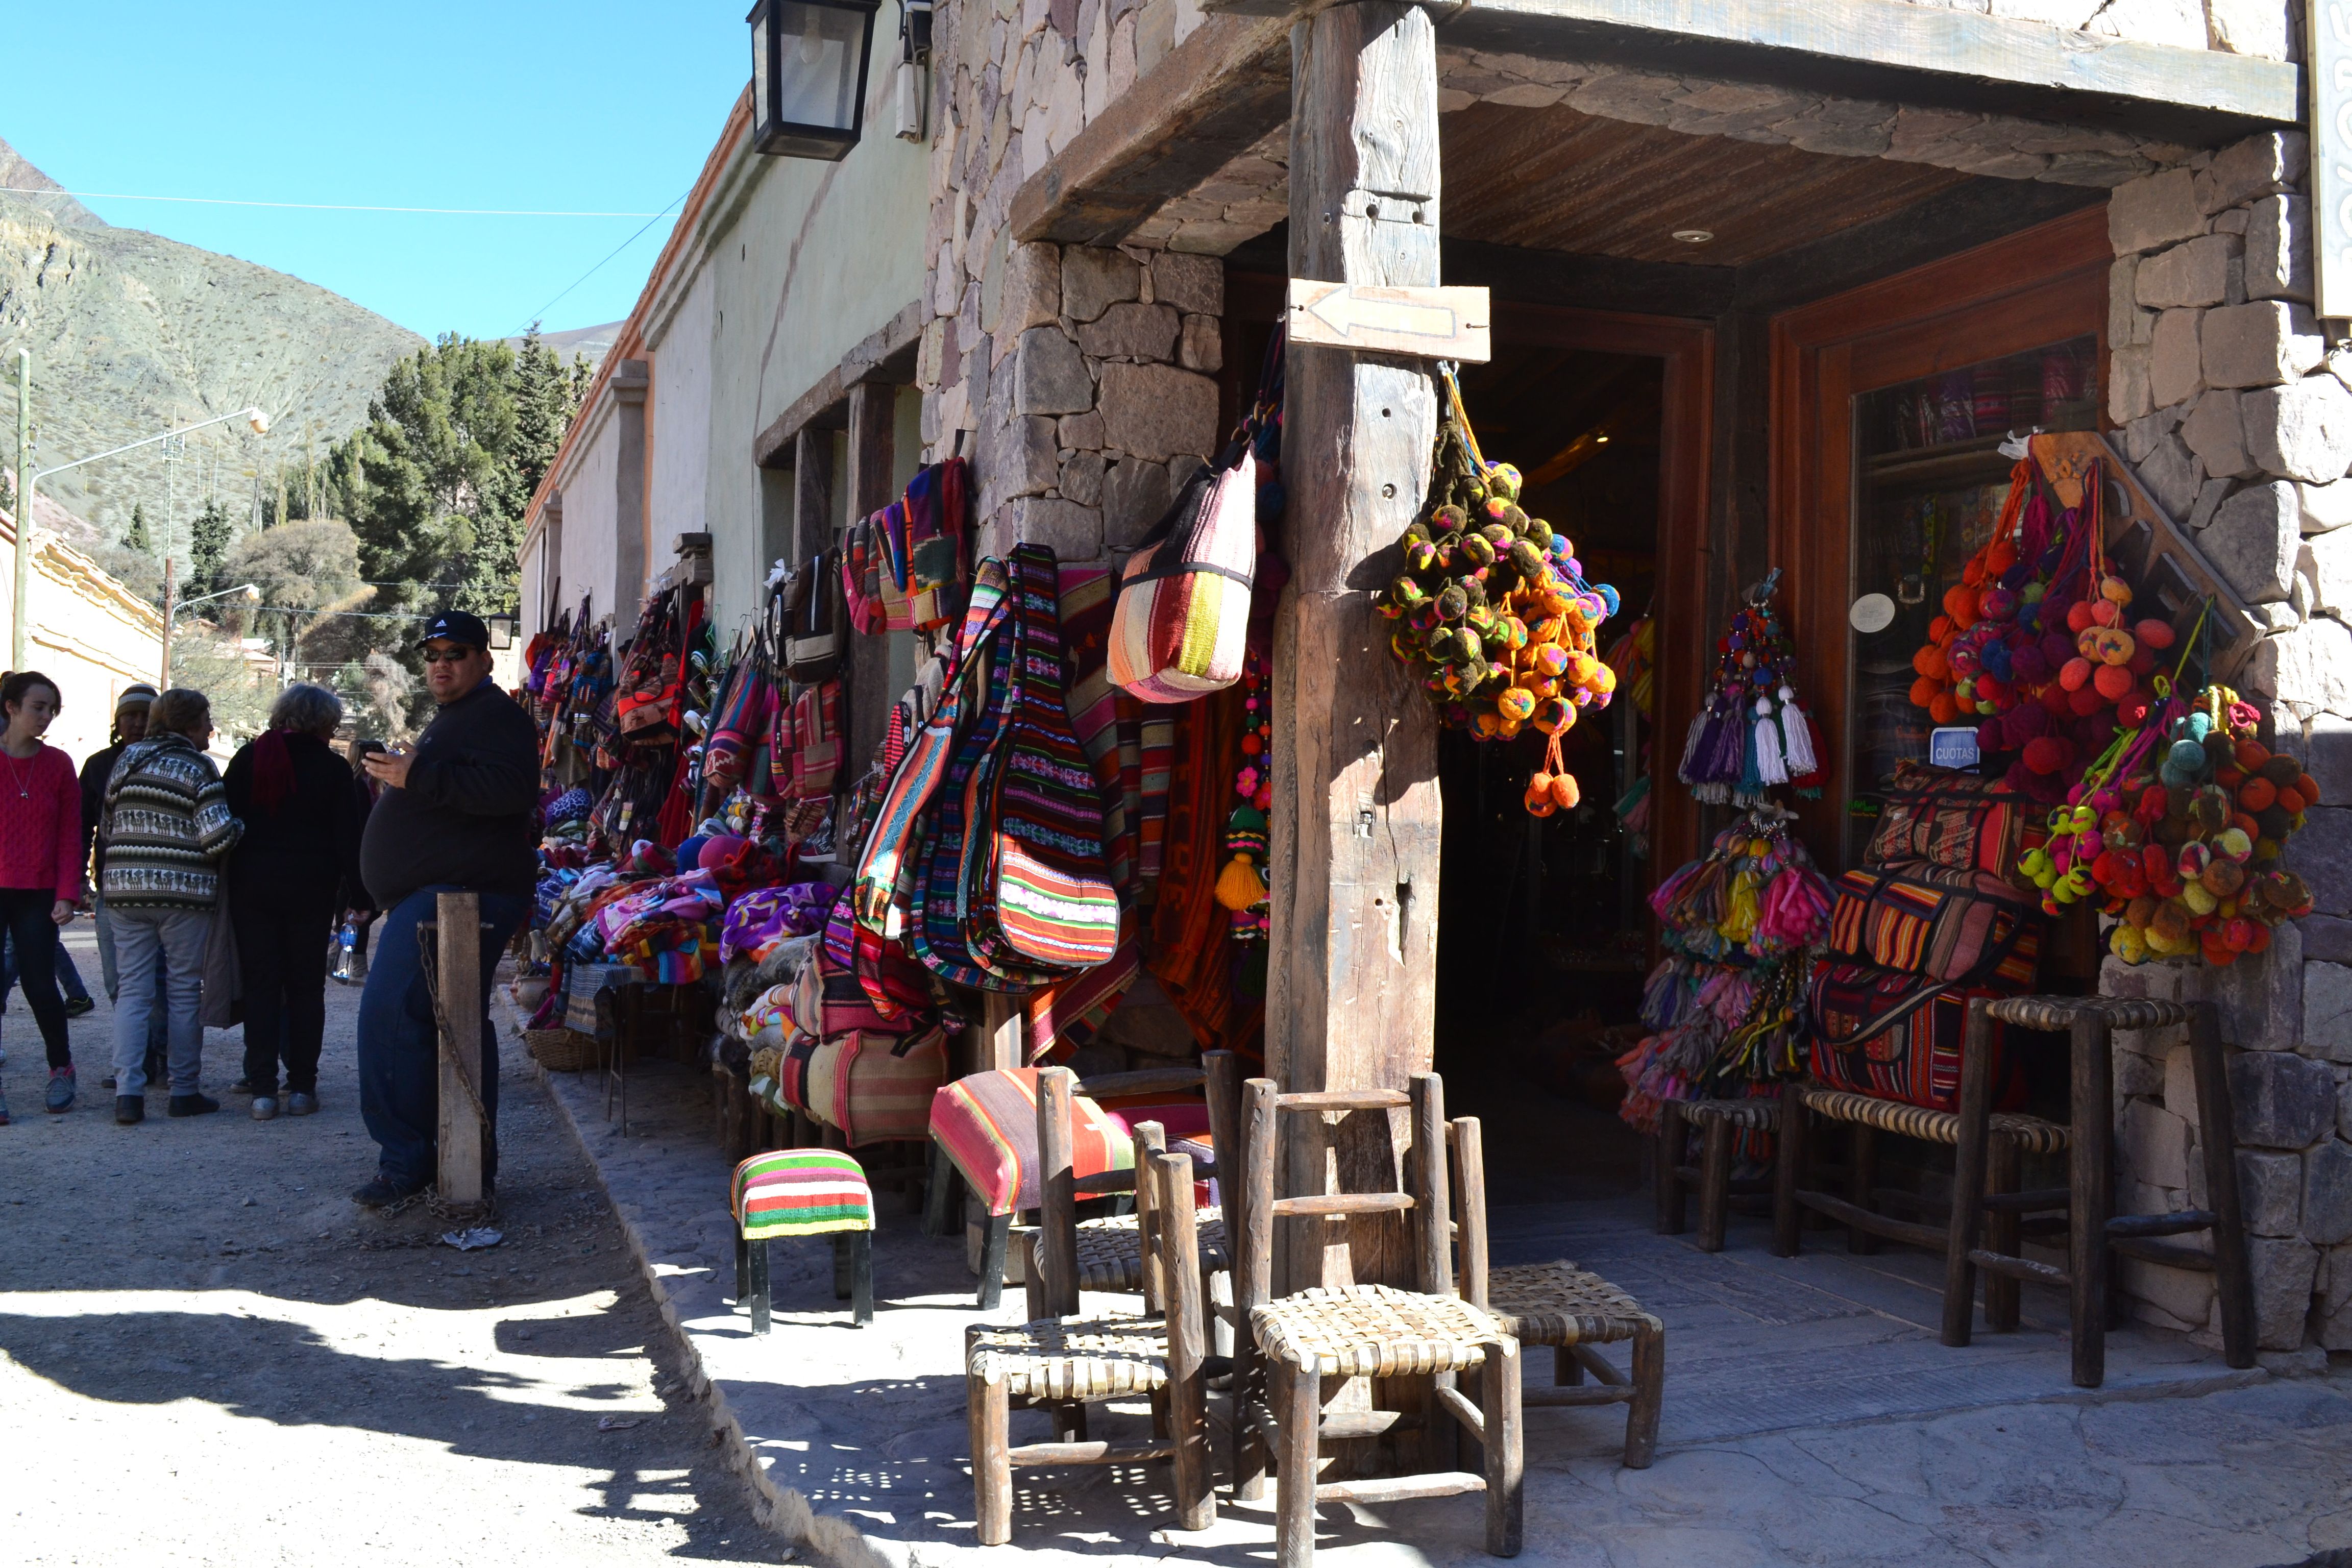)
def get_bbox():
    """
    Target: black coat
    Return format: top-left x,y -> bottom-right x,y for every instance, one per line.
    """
223,731 -> 364,905
359,680 -> 539,912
